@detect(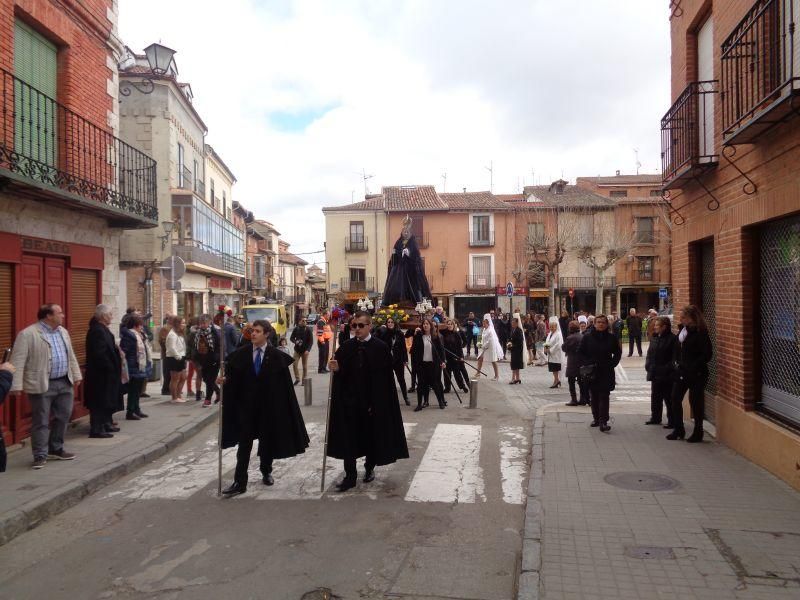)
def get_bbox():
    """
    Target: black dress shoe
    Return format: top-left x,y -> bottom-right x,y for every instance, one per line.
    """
686,430 -> 704,443
663,422 -> 675,429
262,474 -> 274,486
565,401 -> 579,406
666,429 -> 686,440
294,379 -> 300,386
140,392 -> 150,398
590,421 -> 599,427
222,481 -> 247,497
403,396 -> 410,406
408,387 -> 416,393
336,477 -> 357,492
89,432 -> 113,438
104,425 -> 121,433
363,469 -> 375,483
136,412 -> 149,418
645,420 -> 662,425
126,412 -> 141,421
413,405 -> 423,412
599,423 -> 611,433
